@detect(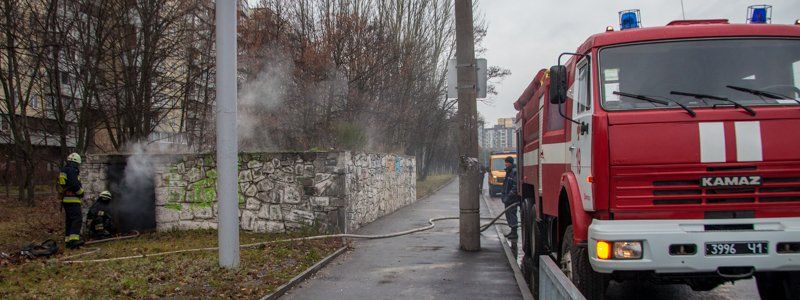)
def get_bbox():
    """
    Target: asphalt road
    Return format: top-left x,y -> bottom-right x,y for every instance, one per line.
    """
282,180 -> 522,300
482,180 -> 761,300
